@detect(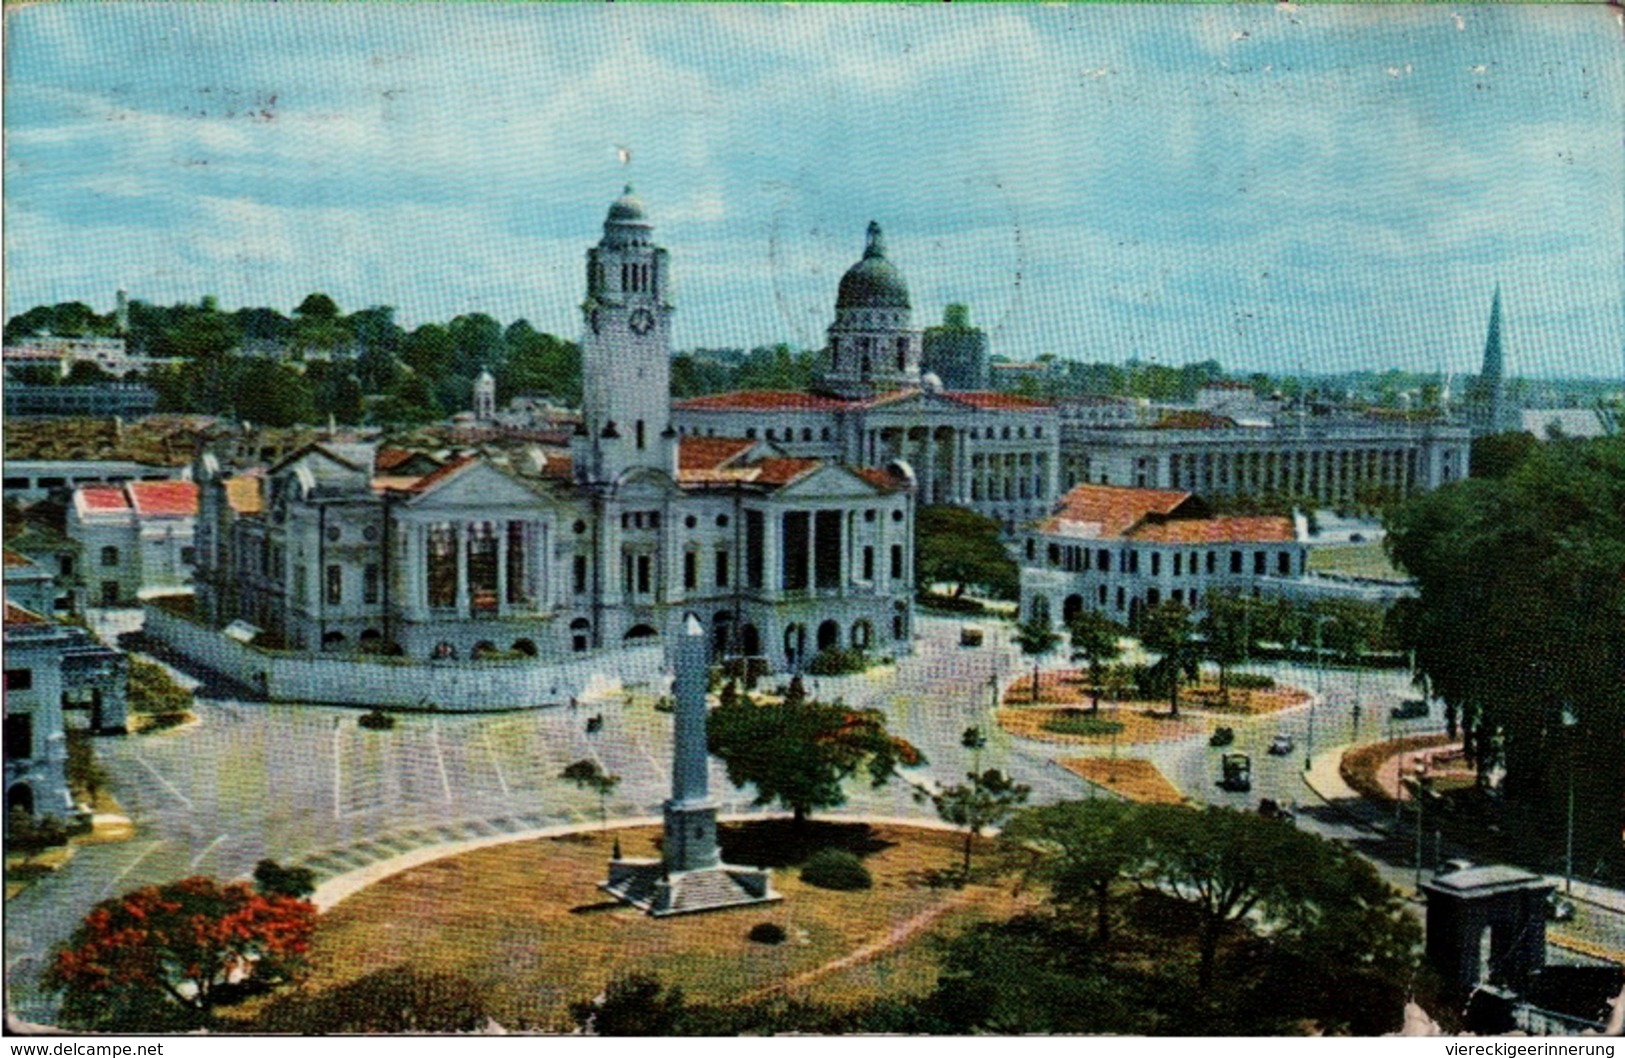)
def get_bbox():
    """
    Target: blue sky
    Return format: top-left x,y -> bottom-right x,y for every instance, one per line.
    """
6,4 -> 1622,378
